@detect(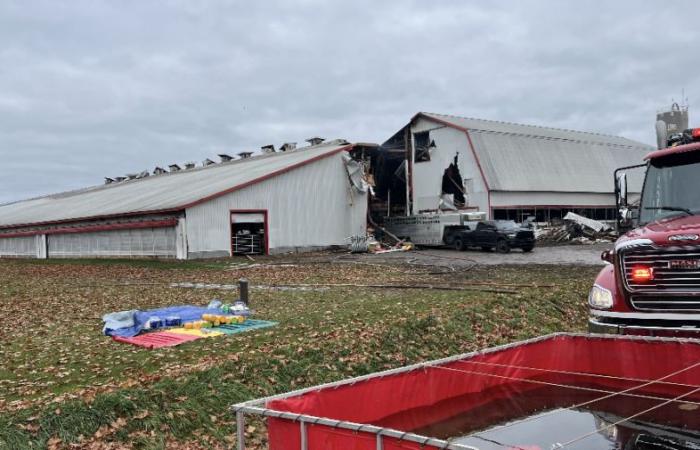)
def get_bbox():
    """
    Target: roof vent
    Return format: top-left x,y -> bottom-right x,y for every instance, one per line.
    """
218,153 -> 234,162
306,137 -> 325,146
169,164 -> 181,172
137,170 -> 150,179
114,176 -> 127,182
203,158 -> 216,166
184,162 -> 196,170
261,144 -> 276,153
153,167 -> 167,175
126,173 -> 138,180
238,152 -> 253,159
280,142 -> 297,152
104,177 -> 115,185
